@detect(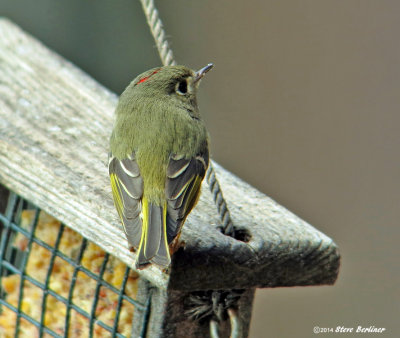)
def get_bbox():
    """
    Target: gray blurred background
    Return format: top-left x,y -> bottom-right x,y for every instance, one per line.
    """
1,1 -> 399,337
